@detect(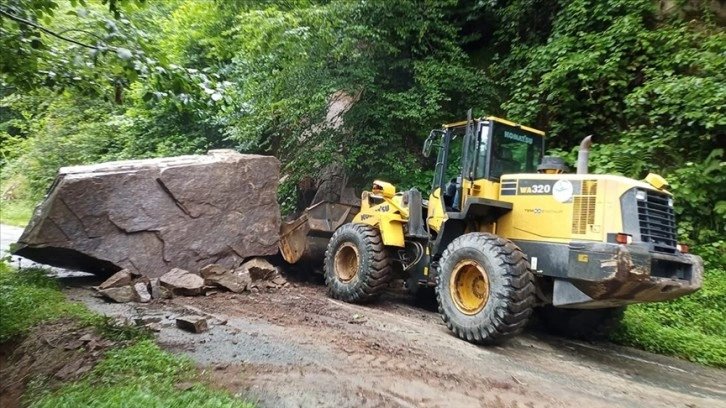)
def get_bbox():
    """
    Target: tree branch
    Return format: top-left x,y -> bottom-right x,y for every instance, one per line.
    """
0,8 -> 109,51
56,27 -> 106,43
